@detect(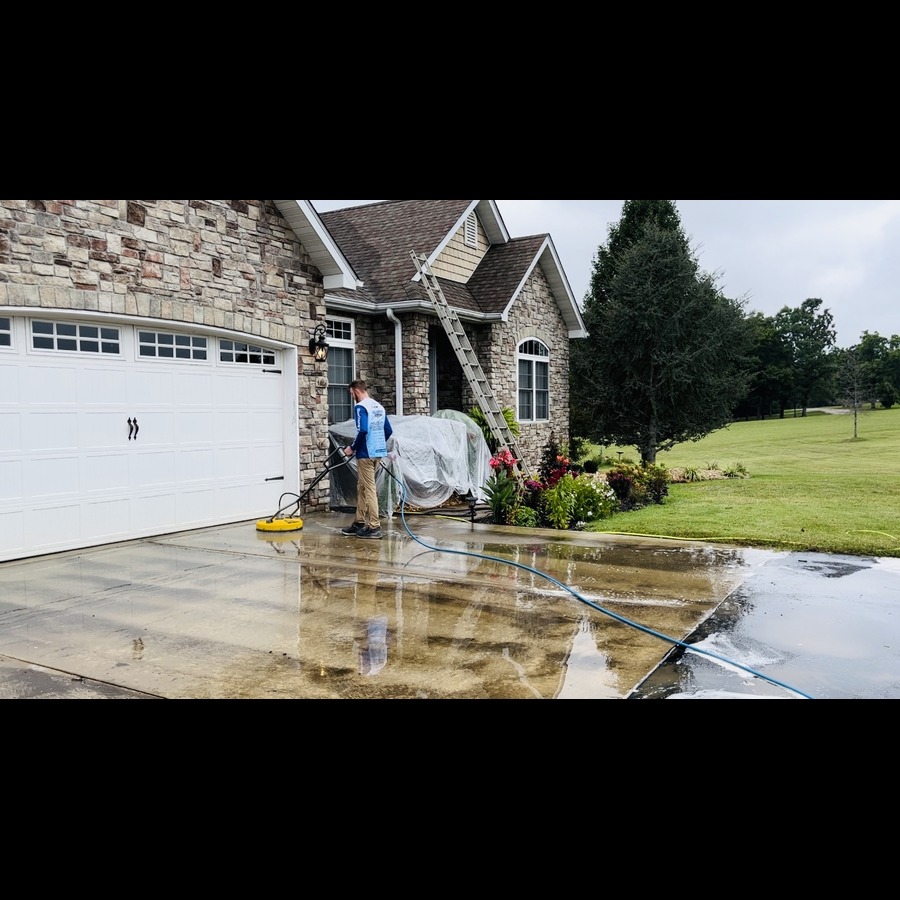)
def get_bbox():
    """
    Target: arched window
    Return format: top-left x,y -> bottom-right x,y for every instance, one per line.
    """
518,339 -> 550,423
